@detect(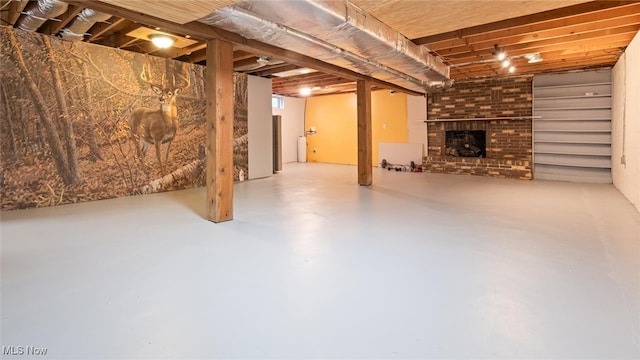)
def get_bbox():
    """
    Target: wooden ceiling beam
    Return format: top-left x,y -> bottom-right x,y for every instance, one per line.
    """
272,76 -> 353,89
3,0 -> 29,27
427,8 -> 640,51
178,48 -> 207,63
273,82 -> 354,93
451,56 -> 618,80
413,1 -> 637,45
40,4 -> 83,35
451,50 -> 620,75
273,78 -> 355,90
87,17 -> 127,42
249,64 -> 301,77
273,71 -> 349,82
233,56 -> 260,68
112,22 -> 145,48
232,50 -> 257,61
171,41 -> 207,58
441,28 -> 638,61
244,62 -> 289,75
449,48 -> 623,78
66,0 -> 425,96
